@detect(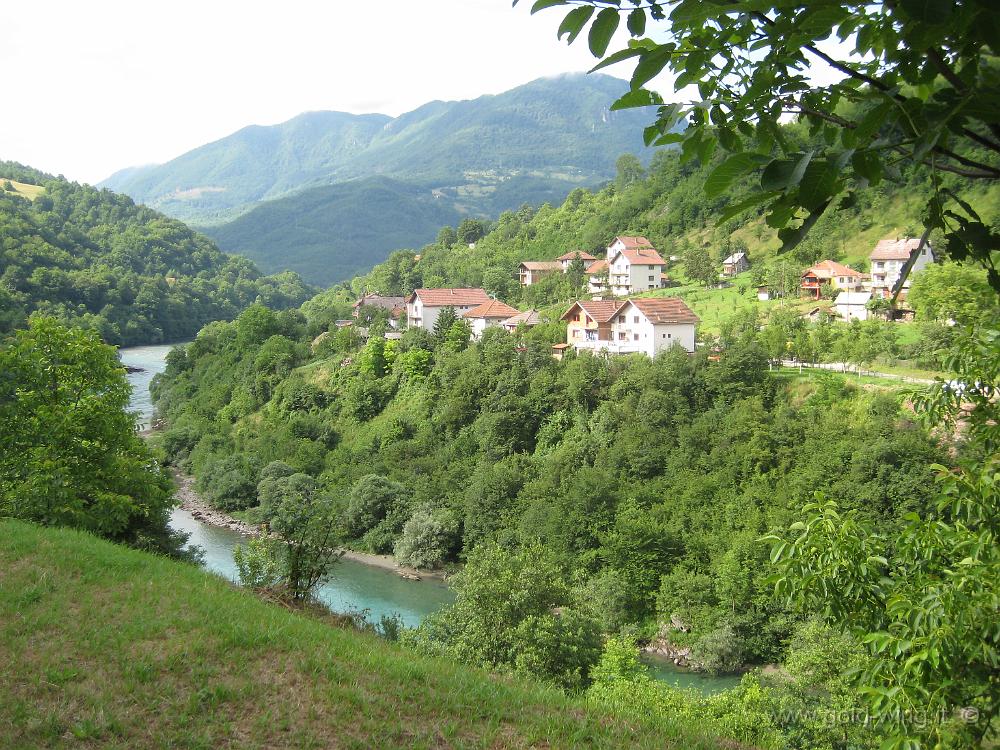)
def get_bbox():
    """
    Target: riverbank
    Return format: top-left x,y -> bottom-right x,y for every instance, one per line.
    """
171,468 -> 447,581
